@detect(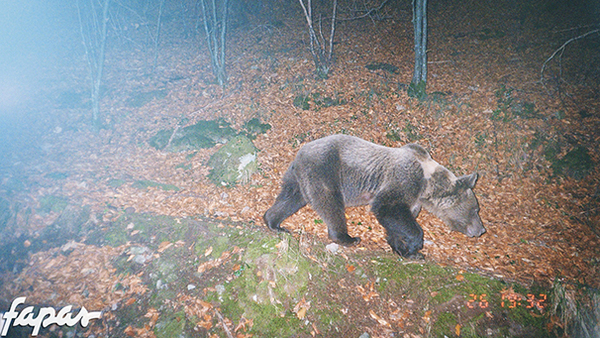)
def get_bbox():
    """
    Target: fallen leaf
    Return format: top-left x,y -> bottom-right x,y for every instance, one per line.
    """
124,325 -> 136,337
369,310 -> 391,327
423,310 -> 432,323
157,241 -> 173,253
